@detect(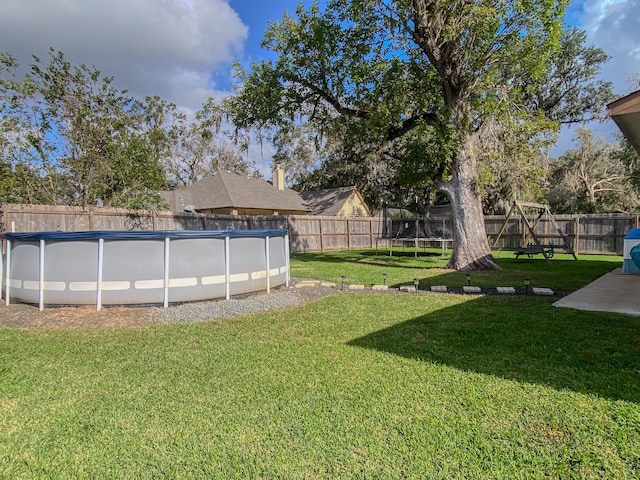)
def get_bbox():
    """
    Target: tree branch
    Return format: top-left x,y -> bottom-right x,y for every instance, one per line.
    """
282,73 -> 370,119
386,111 -> 440,142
